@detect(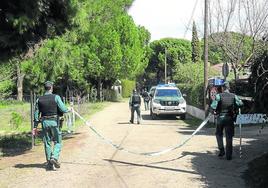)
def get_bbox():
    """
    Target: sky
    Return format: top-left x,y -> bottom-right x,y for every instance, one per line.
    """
128,0 -> 204,41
